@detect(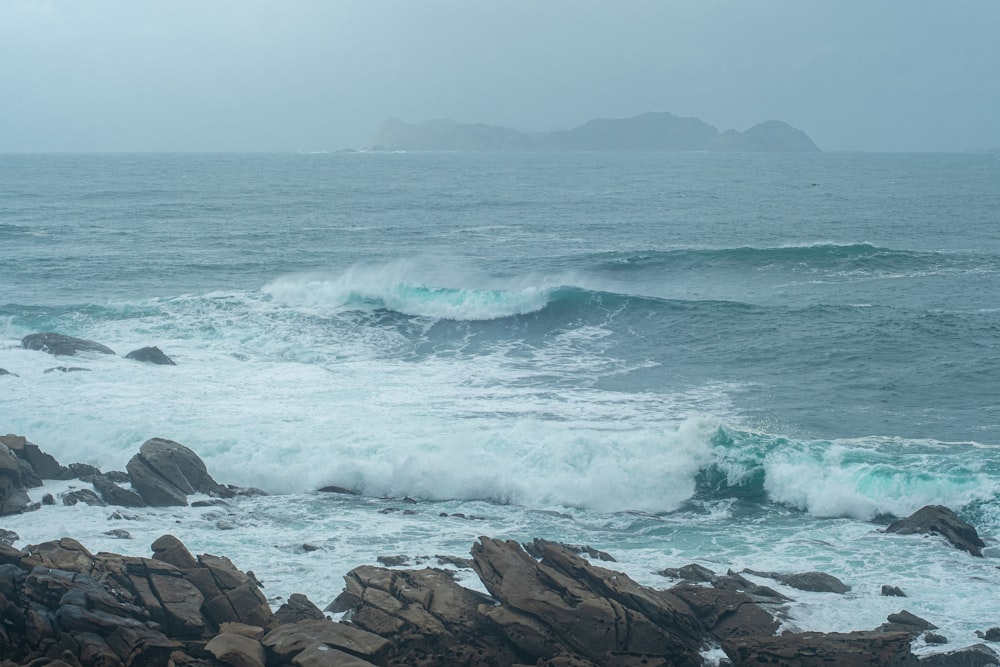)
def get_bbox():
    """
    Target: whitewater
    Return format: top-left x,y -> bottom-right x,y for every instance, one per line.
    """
1,151 -> 998,656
